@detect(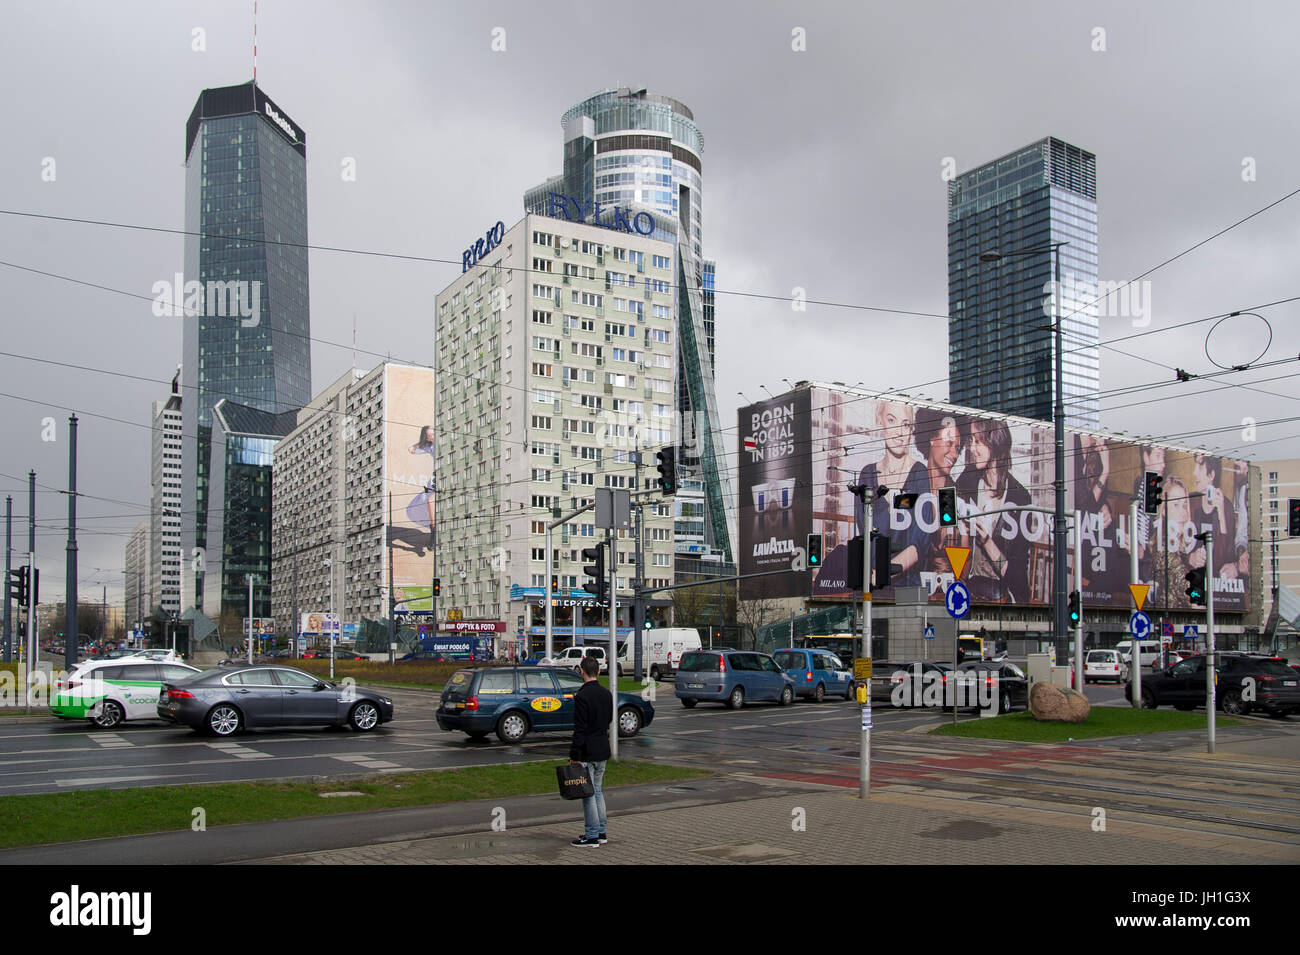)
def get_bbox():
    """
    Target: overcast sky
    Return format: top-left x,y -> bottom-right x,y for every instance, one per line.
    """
2,0 -> 1297,606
